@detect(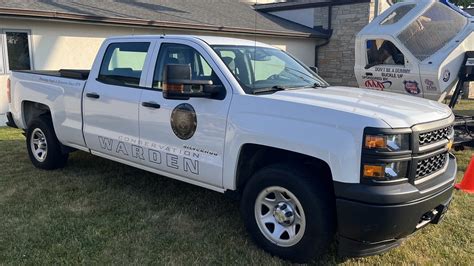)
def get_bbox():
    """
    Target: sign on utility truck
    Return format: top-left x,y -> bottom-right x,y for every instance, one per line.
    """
355,0 -> 474,147
6,35 -> 457,262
